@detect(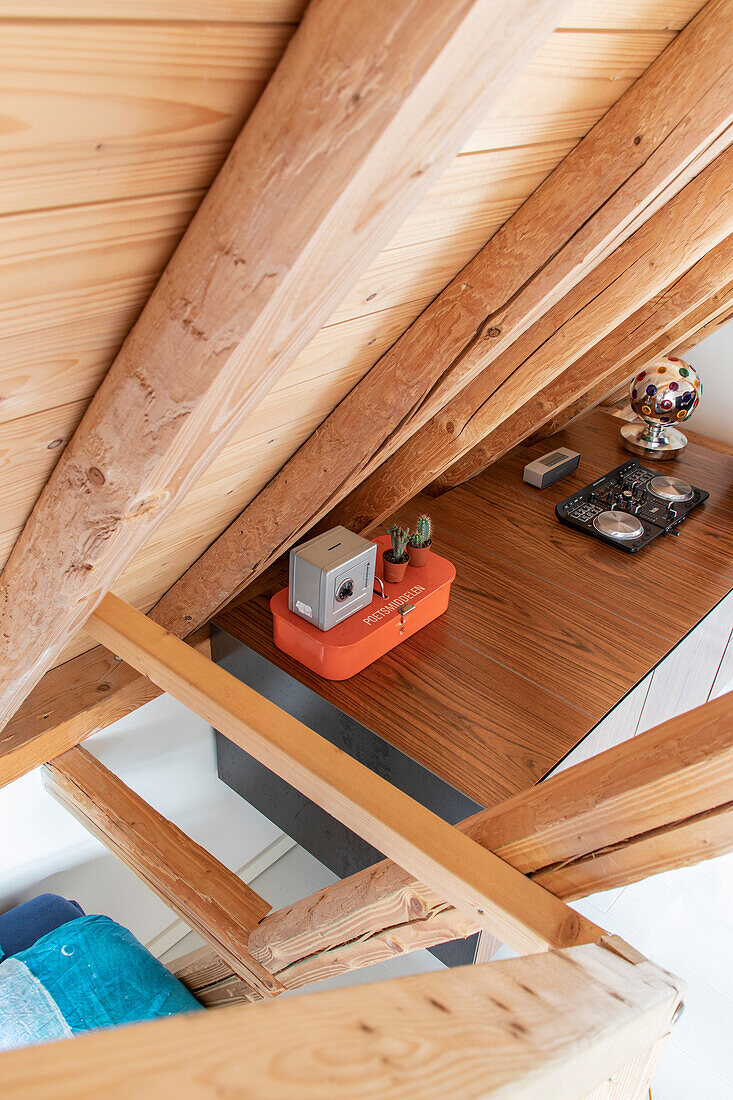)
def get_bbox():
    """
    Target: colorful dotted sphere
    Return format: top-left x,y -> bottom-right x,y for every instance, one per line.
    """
628,356 -> 701,426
